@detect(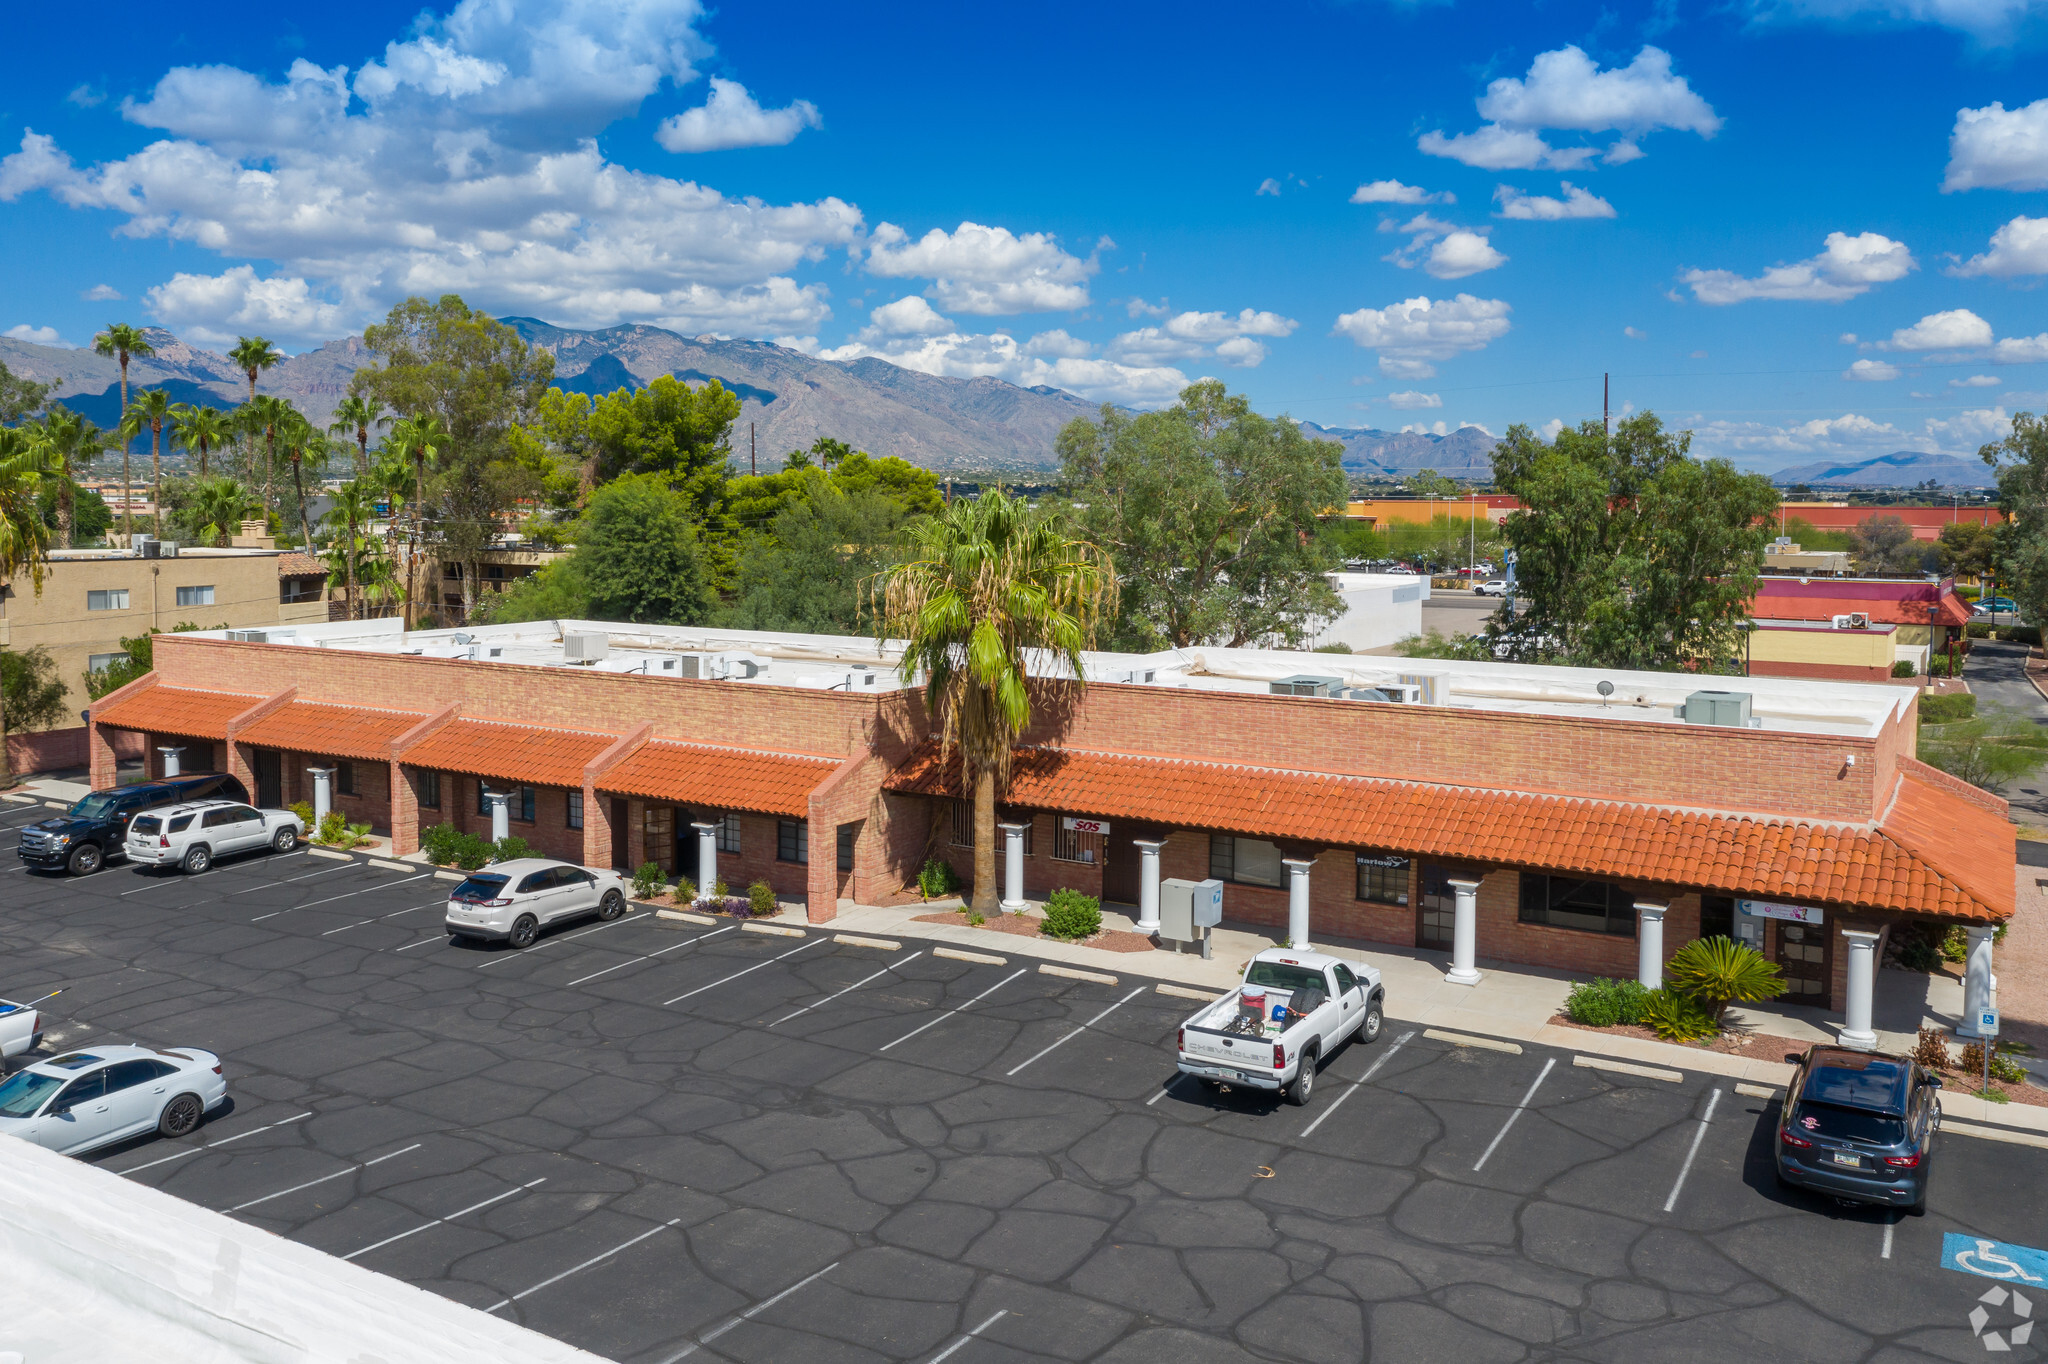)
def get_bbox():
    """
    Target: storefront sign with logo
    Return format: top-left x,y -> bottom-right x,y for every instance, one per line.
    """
1737,899 -> 1824,925
1355,852 -> 1409,868
1061,817 -> 1109,835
